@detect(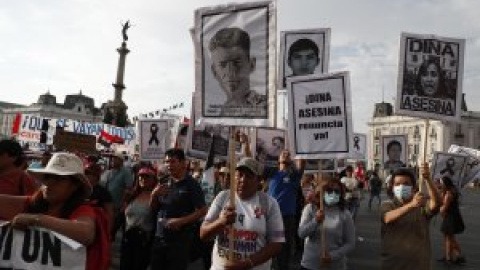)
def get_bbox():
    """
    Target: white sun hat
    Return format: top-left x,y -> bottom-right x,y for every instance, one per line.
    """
28,152 -> 92,196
